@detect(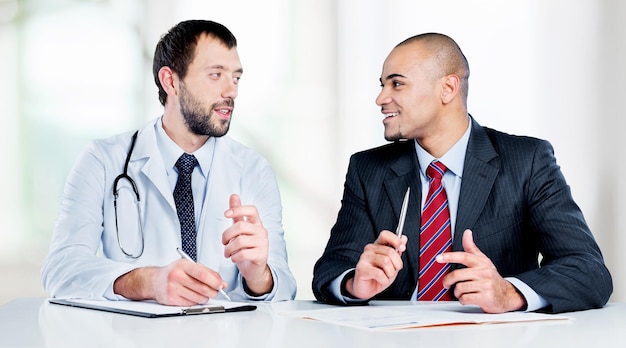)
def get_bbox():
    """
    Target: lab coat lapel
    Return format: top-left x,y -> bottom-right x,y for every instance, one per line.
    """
131,120 -> 177,212
195,136 -> 244,269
